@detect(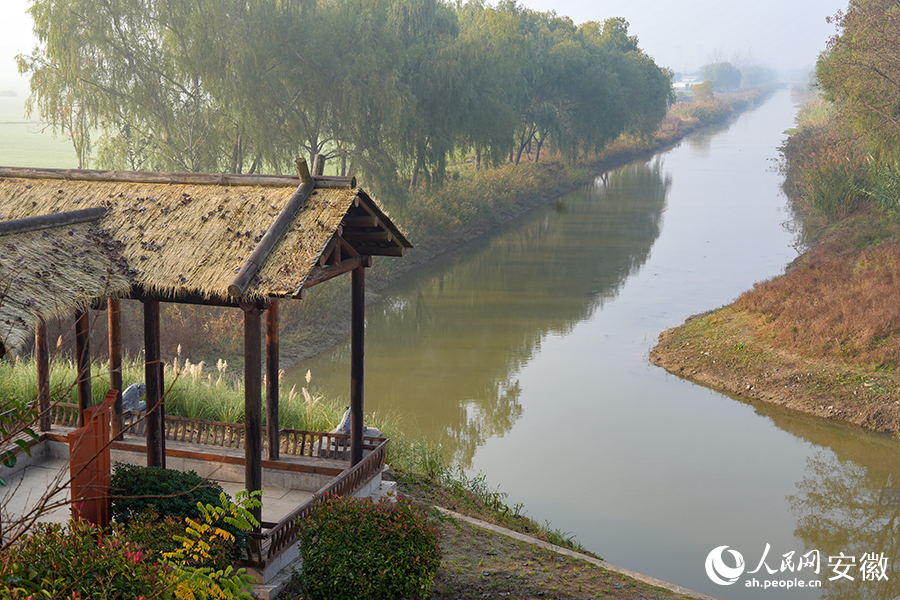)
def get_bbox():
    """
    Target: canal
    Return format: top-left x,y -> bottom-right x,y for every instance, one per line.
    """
289,88 -> 900,600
